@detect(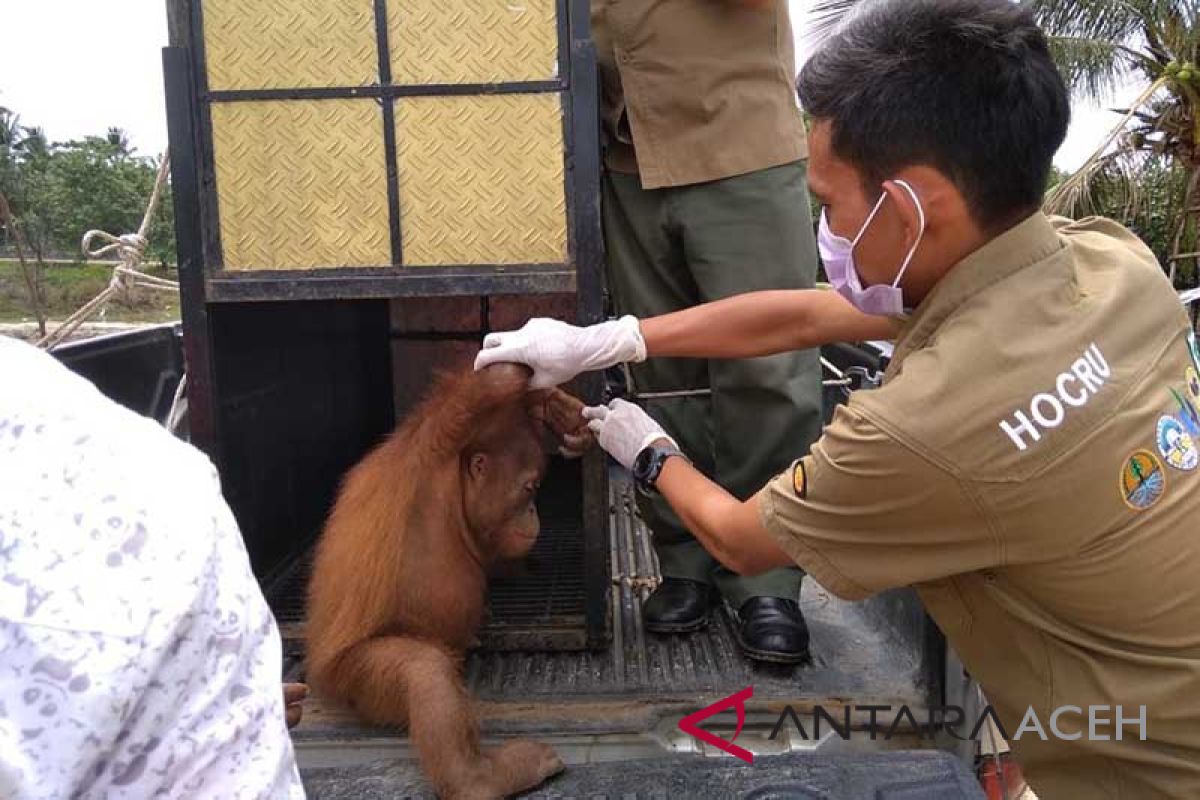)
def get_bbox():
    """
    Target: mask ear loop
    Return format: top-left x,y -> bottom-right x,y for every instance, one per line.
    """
842,192 -> 891,293
890,179 -> 927,289
849,192 -> 889,250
